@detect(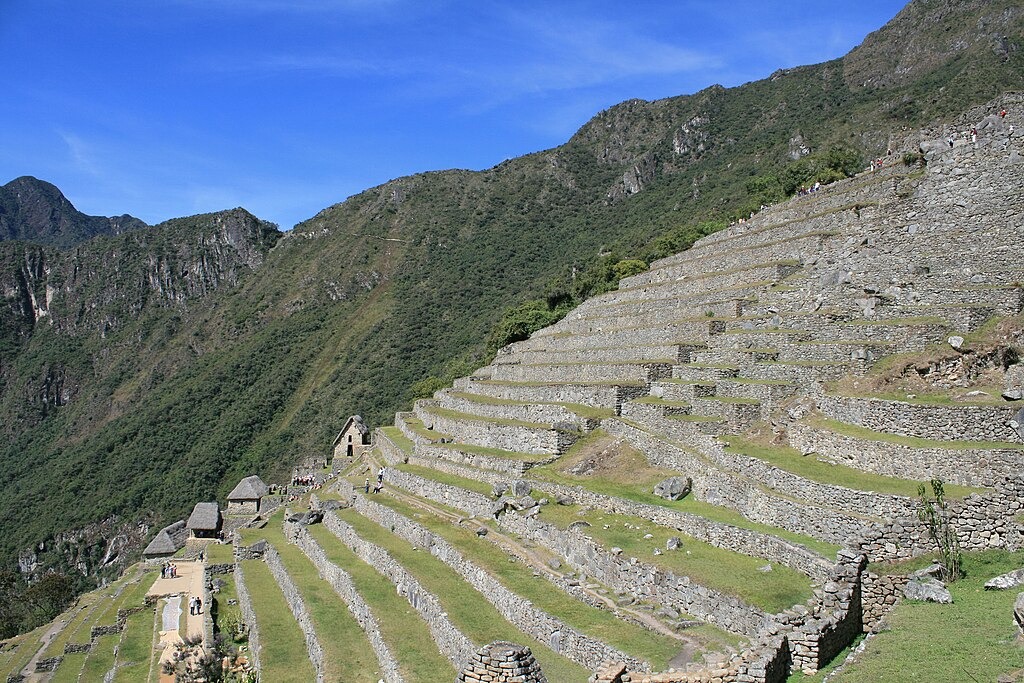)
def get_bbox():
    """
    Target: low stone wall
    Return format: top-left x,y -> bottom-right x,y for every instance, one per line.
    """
435,390 -> 599,431
488,360 -> 666,386
788,419 -> 1024,488
603,418 -> 879,548
415,400 -> 575,455
454,375 -> 633,410
817,393 -> 1022,443
233,563 -> 262,674
859,572 -> 908,632
342,490 -> 648,672
285,522 -> 406,682
263,546 -> 325,683
852,477 -> 1024,560
528,480 -> 833,581
63,642 -> 92,654
497,509 -> 770,638
33,657 -> 61,672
